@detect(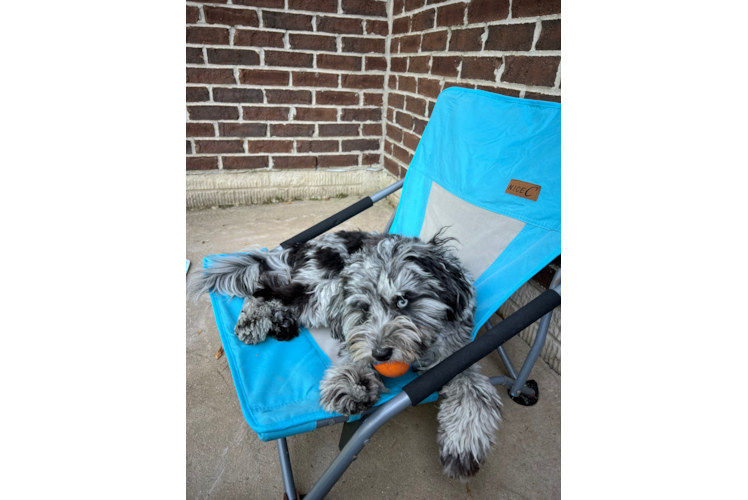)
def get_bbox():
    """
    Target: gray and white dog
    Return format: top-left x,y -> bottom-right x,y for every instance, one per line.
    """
188,230 -> 502,479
